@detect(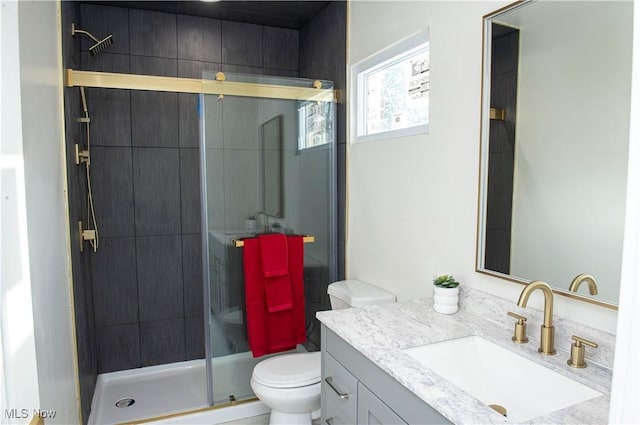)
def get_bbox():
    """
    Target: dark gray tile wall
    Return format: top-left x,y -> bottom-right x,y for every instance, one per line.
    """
299,2 -> 347,283
263,27 -> 299,71
132,148 -> 181,235
131,92 -> 180,147
298,2 -> 347,350
140,319 -> 186,366
136,235 -> 184,321
185,316 -> 205,360
90,147 -> 135,237
182,234 -> 204,317
91,237 -> 138,326
68,3 -> 304,375
96,324 -> 141,372
177,15 -> 221,63
221,21 -> 263,67
485,27 -> 519,274
62,2 -> 96,423
180,149 -> 202,234
130,9 -> 177,58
